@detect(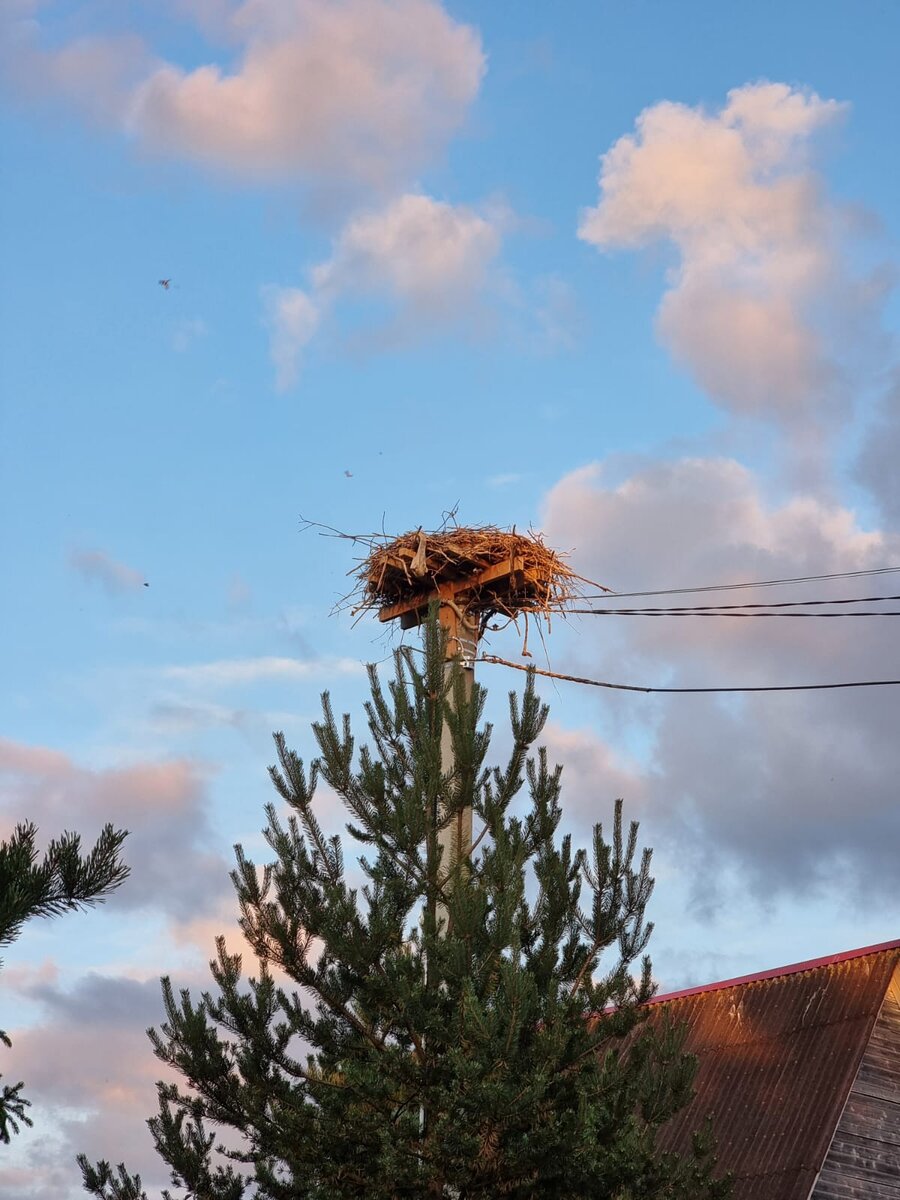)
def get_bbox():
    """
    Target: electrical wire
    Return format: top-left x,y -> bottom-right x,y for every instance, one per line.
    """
565,592 -> 900,618
572,593 -> 900,613
478,655 -> 900,695
474,572 -> 900,692
569,610 -> 900,617
577,565 -> 900,602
